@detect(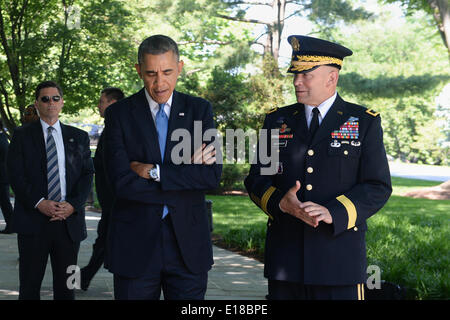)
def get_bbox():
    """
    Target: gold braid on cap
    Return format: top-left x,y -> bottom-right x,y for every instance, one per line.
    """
289,55 -> 343,72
